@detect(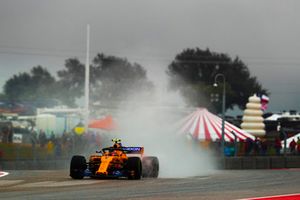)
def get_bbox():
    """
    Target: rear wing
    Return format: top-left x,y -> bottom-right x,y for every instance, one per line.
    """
122,147 -> 144,155
101,146 -> 144,155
